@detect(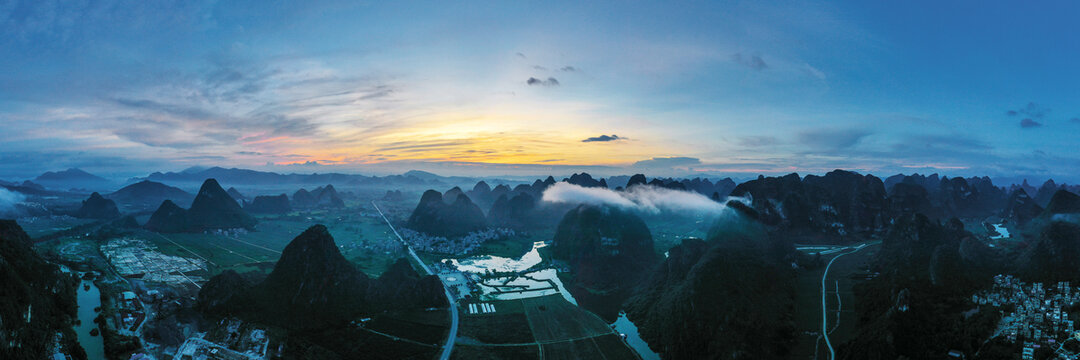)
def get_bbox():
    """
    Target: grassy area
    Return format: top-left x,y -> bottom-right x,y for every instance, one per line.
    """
451,345 -> 541,360
366,308 -> 451,346
125,211 -> 408,277
640,213 -> 712,253
790,245 -> 879,359
471,236 -> 535,259
17,216 -> 98,238
540,334 -> 638,360
455,295 -> 636,359
459,299 -> 533,344
522,295 -> 613,343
